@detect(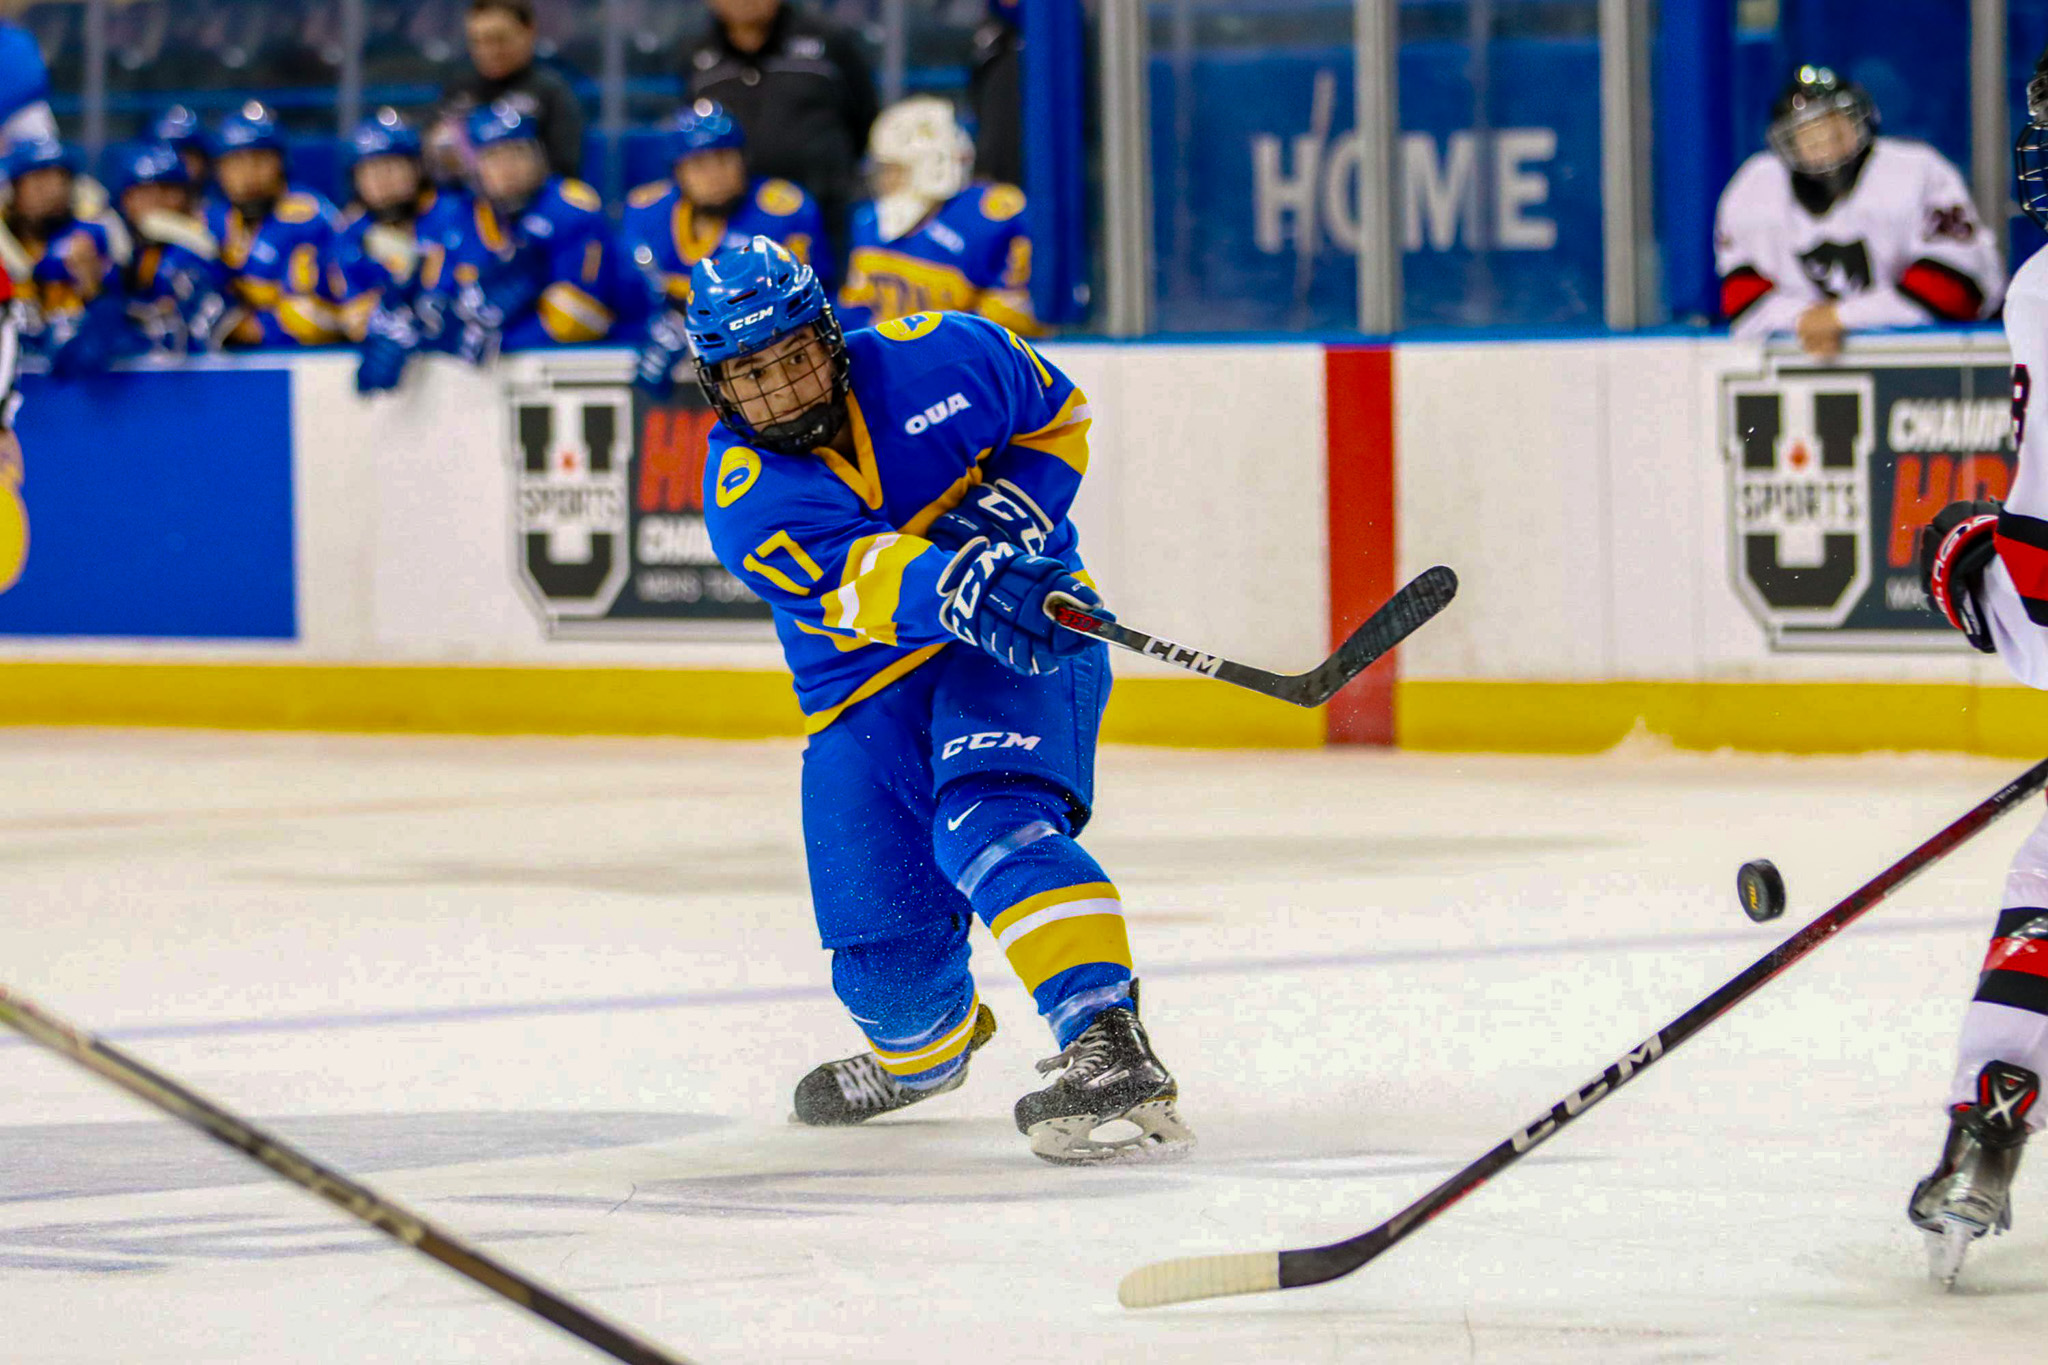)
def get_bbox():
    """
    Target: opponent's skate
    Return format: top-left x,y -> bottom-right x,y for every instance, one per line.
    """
792,1004 -> 997,1126
1014,991 -> 1194,1165
1908,1060 -> 2040,1289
